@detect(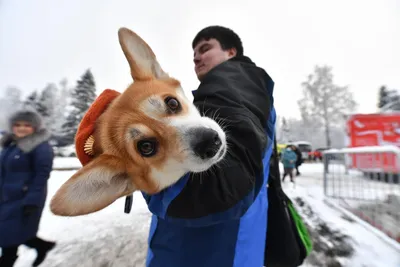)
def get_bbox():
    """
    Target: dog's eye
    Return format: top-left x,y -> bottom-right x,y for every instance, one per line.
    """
165,97 -> 181,113
137,139 -> 158,157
